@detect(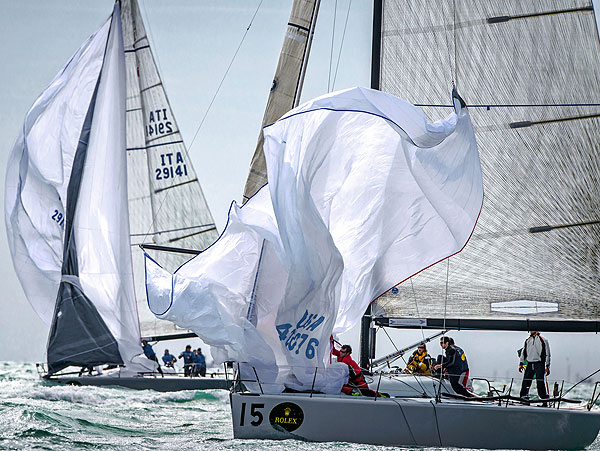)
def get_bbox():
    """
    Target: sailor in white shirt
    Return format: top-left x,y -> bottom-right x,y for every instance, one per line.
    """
518,331 -> 550,404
